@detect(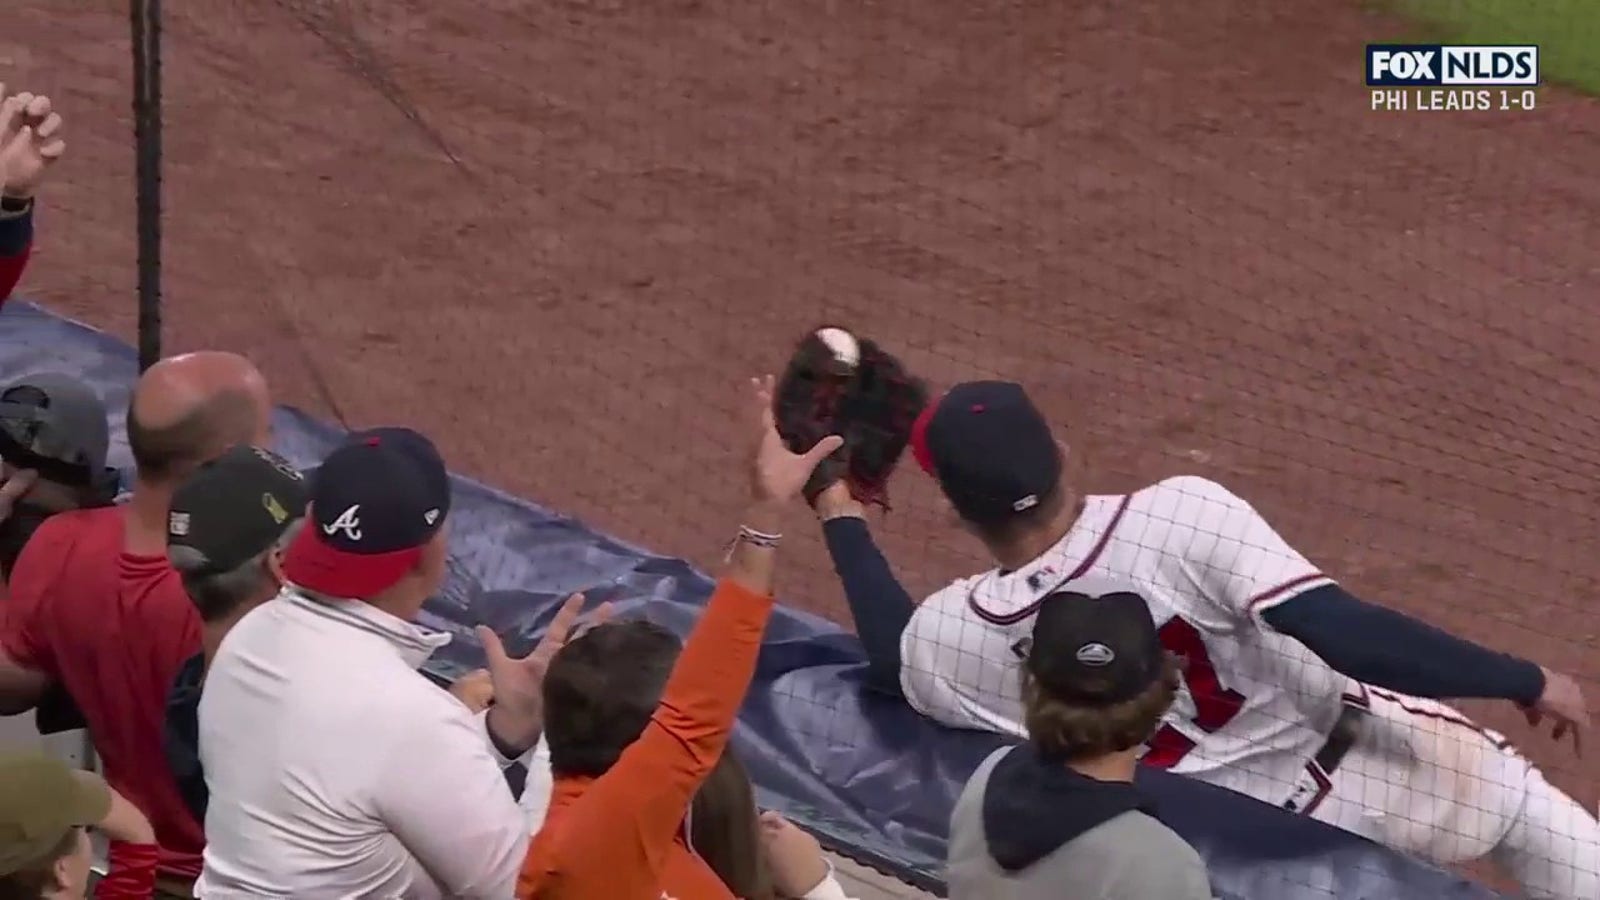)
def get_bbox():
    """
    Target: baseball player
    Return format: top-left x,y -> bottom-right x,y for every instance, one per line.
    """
813,380 -> 1599,900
